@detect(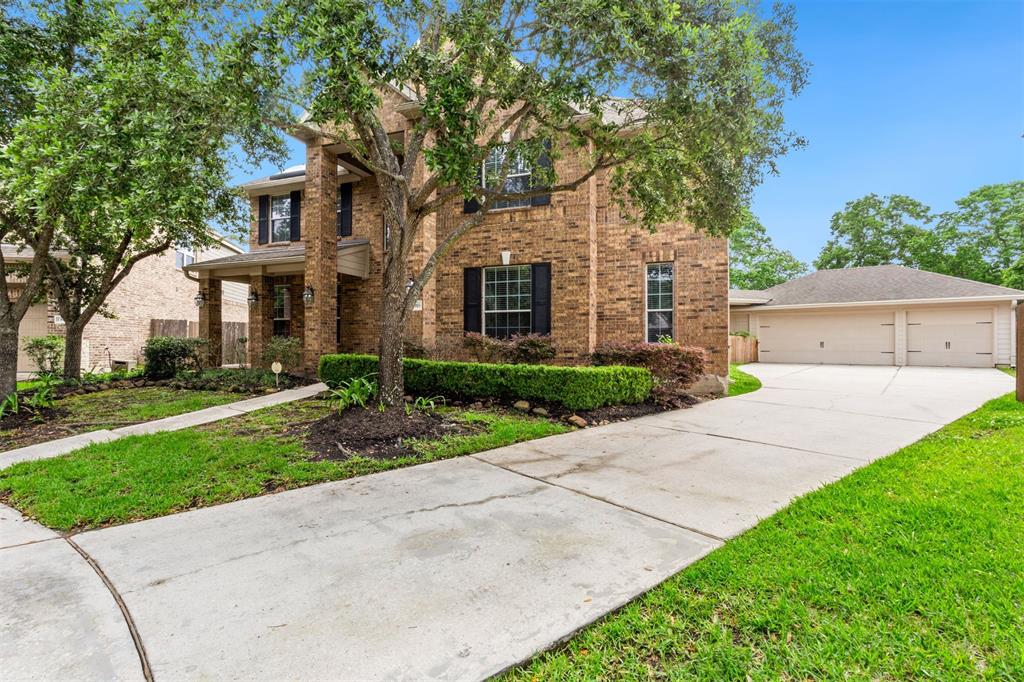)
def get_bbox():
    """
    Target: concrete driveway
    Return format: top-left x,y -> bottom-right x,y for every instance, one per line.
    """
1,364 -> 1013,681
